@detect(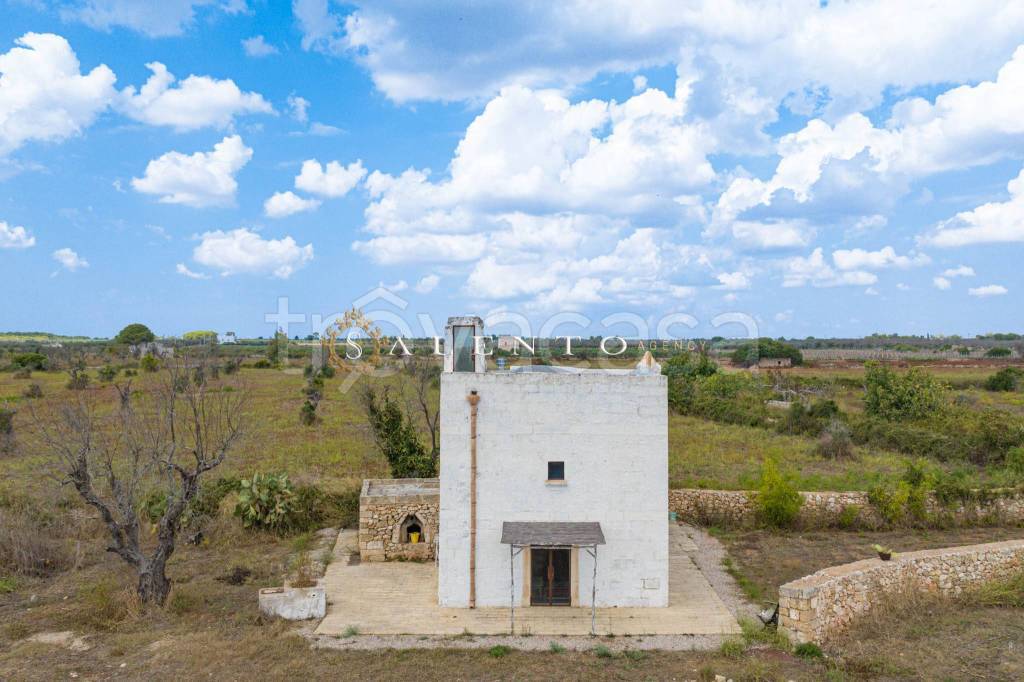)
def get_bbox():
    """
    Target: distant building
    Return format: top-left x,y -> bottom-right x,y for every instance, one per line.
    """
758,357 -> 792,368
219,331 -> 238,344
496,335 -> 517,352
